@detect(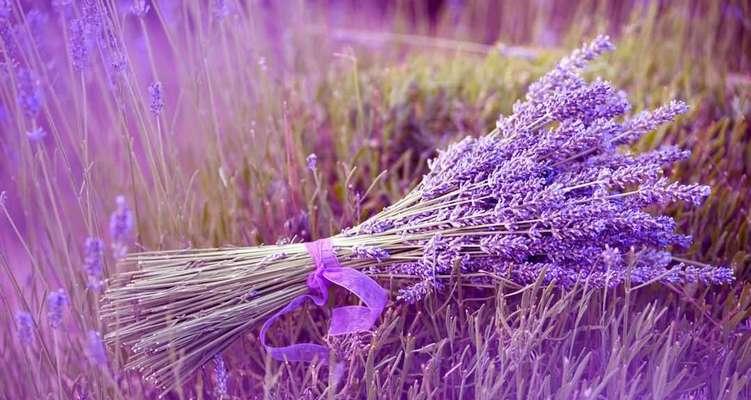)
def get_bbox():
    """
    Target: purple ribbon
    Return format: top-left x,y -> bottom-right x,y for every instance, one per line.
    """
259,239 -> 387,363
